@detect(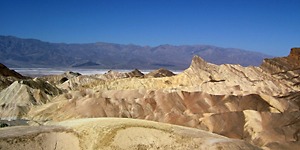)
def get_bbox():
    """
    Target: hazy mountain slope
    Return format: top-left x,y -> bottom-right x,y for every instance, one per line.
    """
0,35 -> 271,69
